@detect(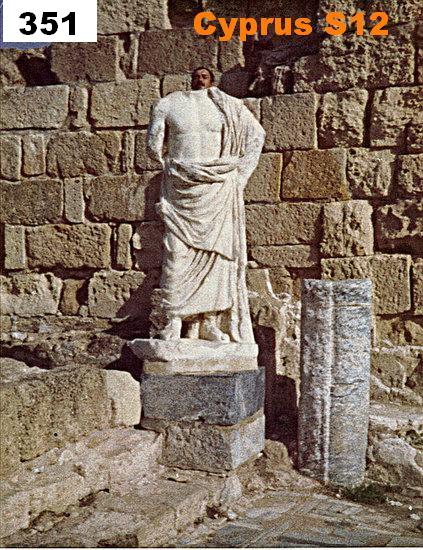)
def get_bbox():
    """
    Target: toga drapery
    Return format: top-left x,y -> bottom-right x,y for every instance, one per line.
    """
147,87 -> 265,343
